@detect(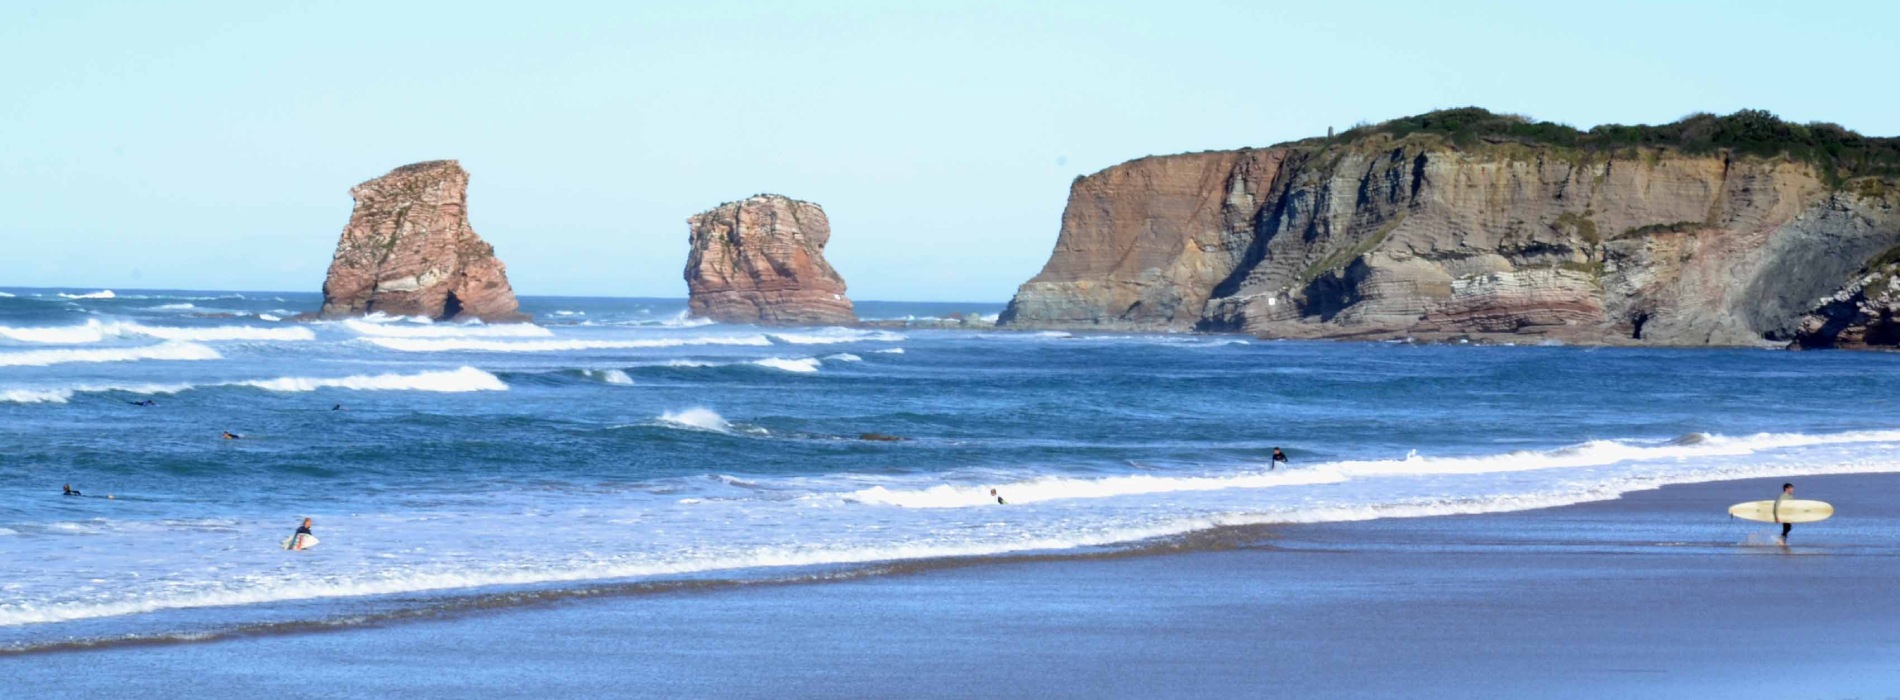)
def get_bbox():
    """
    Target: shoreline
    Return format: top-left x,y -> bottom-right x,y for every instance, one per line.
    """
7,472 -> 1898,698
